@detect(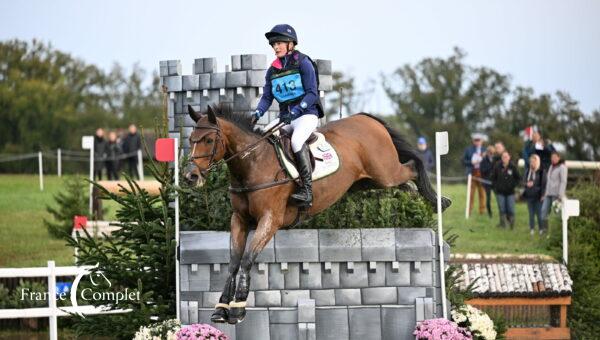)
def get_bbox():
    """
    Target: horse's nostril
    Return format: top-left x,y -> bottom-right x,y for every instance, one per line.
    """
185,172 -> 199,183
